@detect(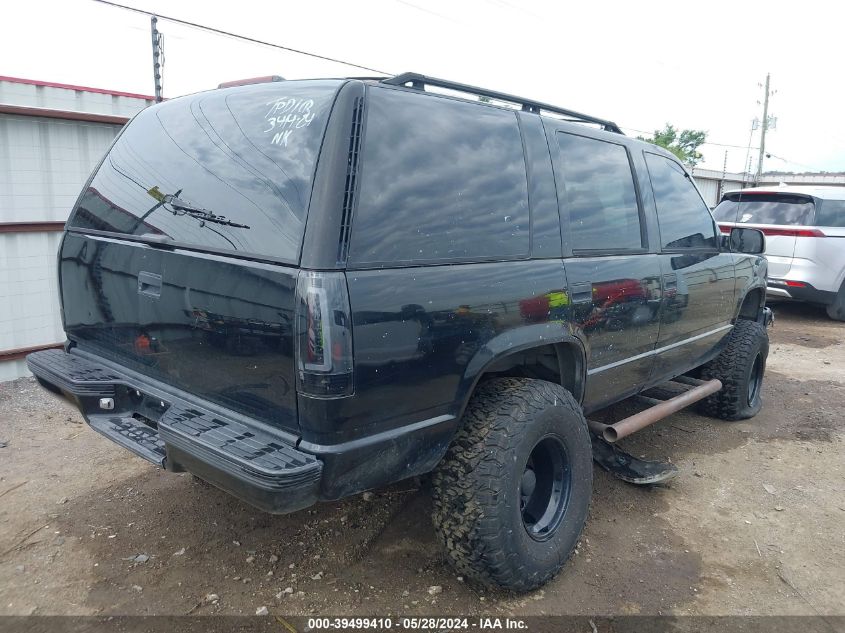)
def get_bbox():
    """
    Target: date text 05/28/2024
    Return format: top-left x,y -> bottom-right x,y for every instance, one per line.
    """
307,617 -> 528,630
